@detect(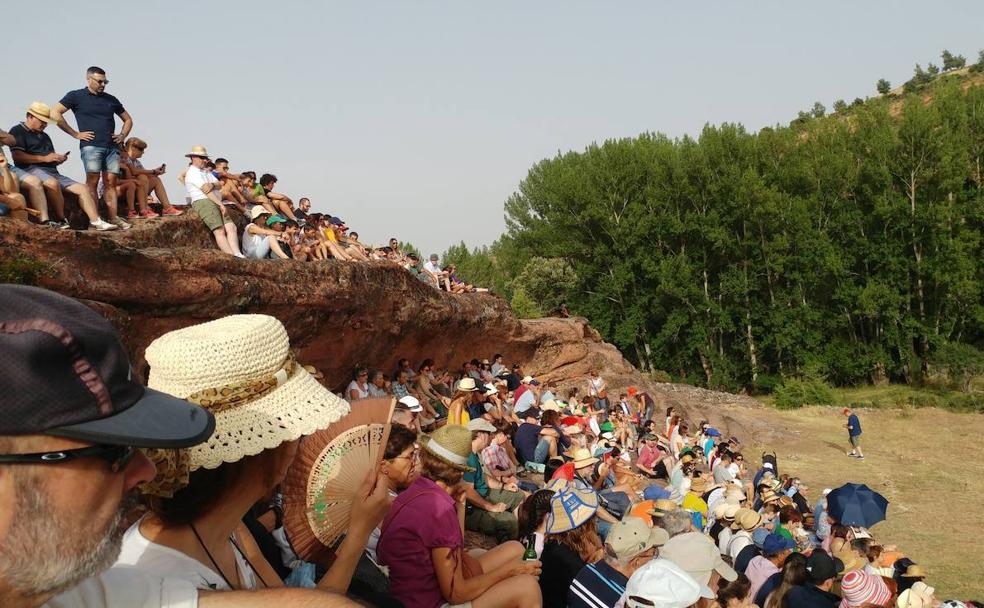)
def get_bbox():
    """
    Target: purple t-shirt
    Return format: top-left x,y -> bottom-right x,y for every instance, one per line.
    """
377,476 -> 462,608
